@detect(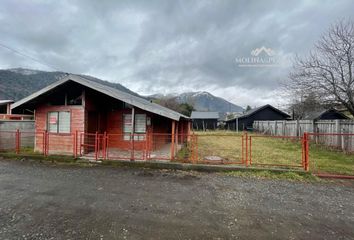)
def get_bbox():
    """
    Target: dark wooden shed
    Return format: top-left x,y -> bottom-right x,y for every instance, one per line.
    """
190,111 -> 219,131
225,104 -> 290,131
303,108 -> 349,120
